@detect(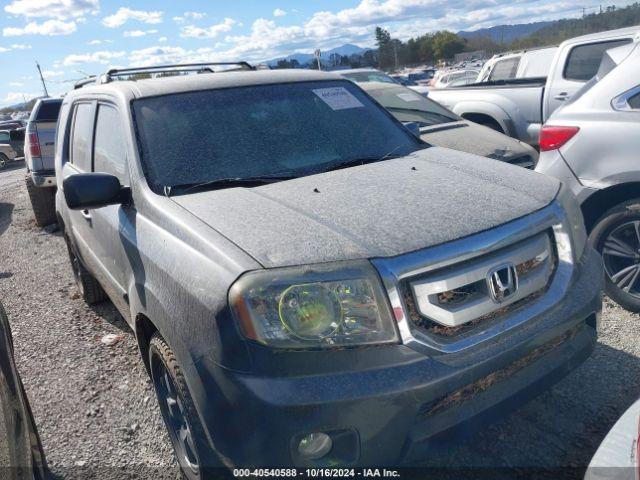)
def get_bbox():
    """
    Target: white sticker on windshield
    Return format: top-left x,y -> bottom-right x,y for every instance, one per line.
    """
313,87 -> 364,110
397,92 -> 422,102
